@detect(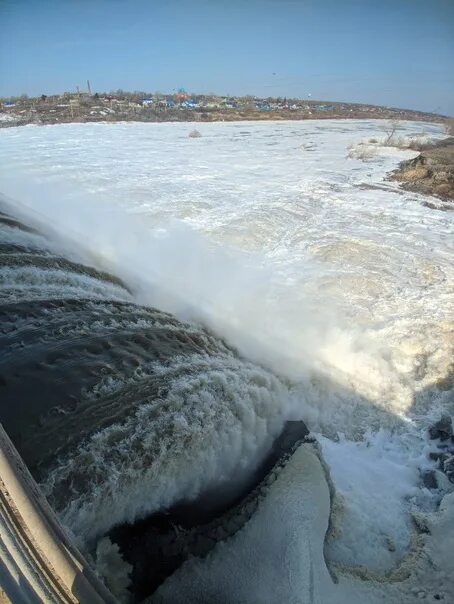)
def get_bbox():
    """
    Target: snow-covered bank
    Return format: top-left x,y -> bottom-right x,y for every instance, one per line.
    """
151,442 -> 454,604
